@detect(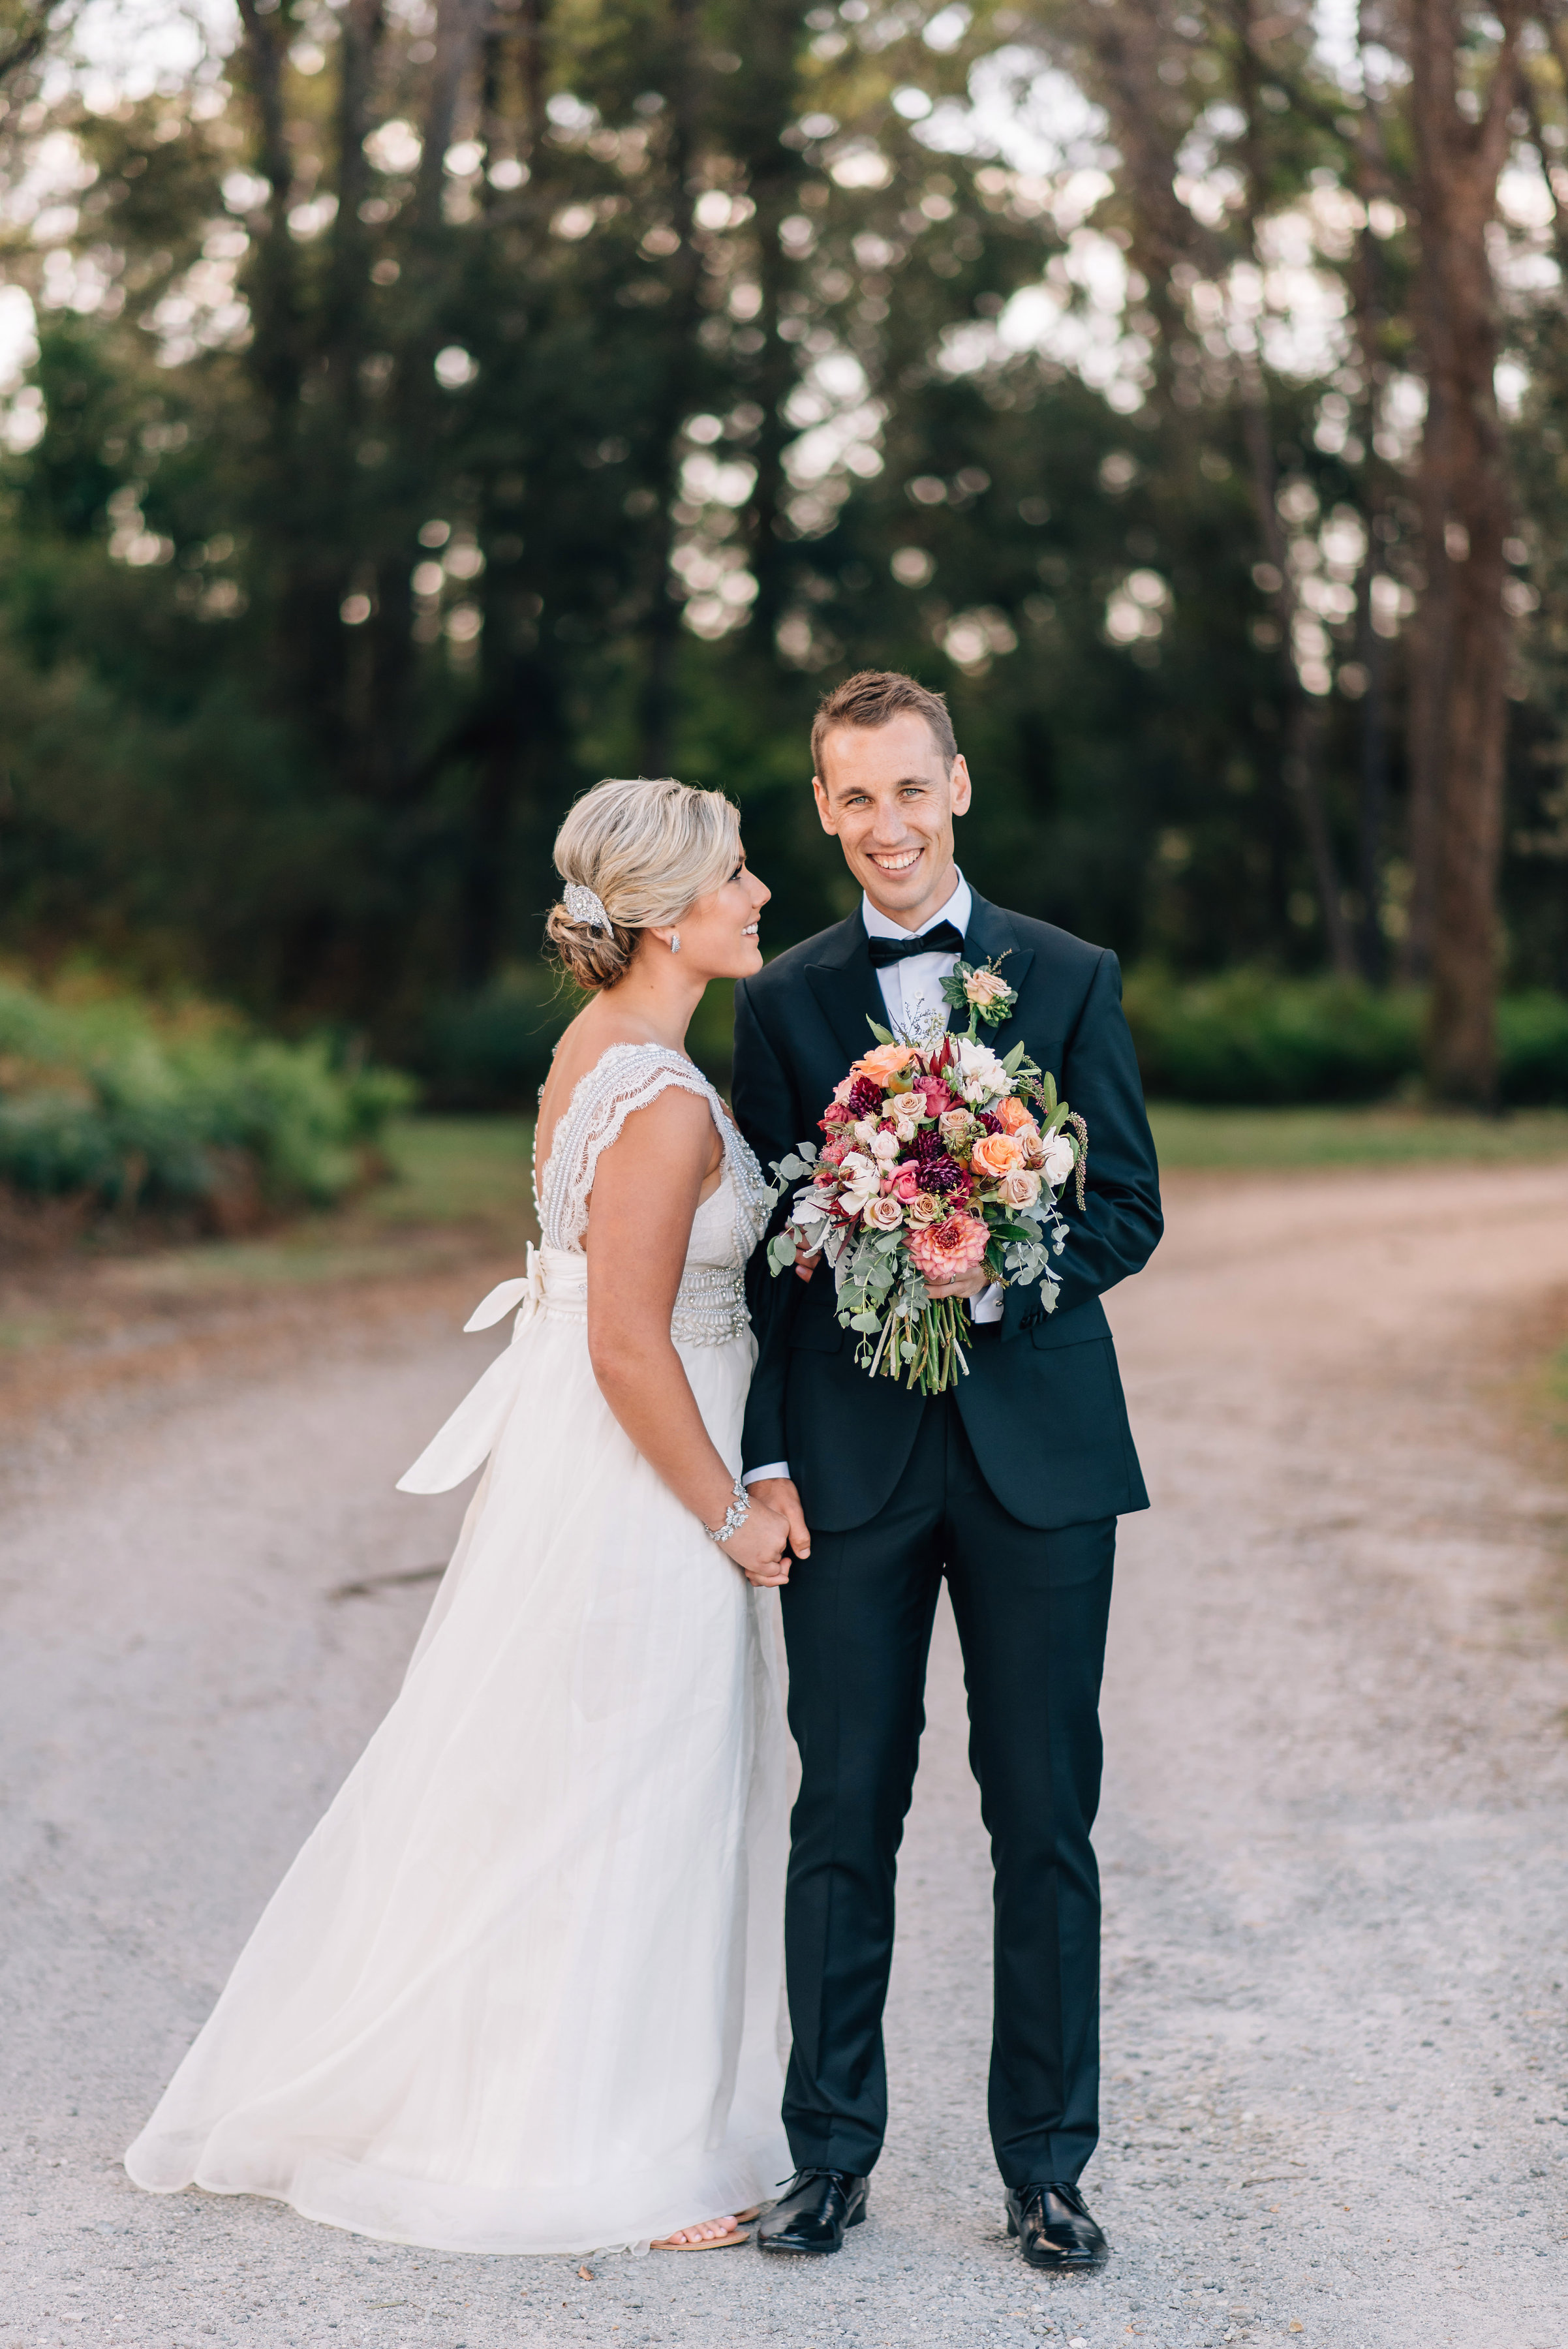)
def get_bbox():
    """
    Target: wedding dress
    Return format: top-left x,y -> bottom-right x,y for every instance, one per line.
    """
125,1043 -> 792,2254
